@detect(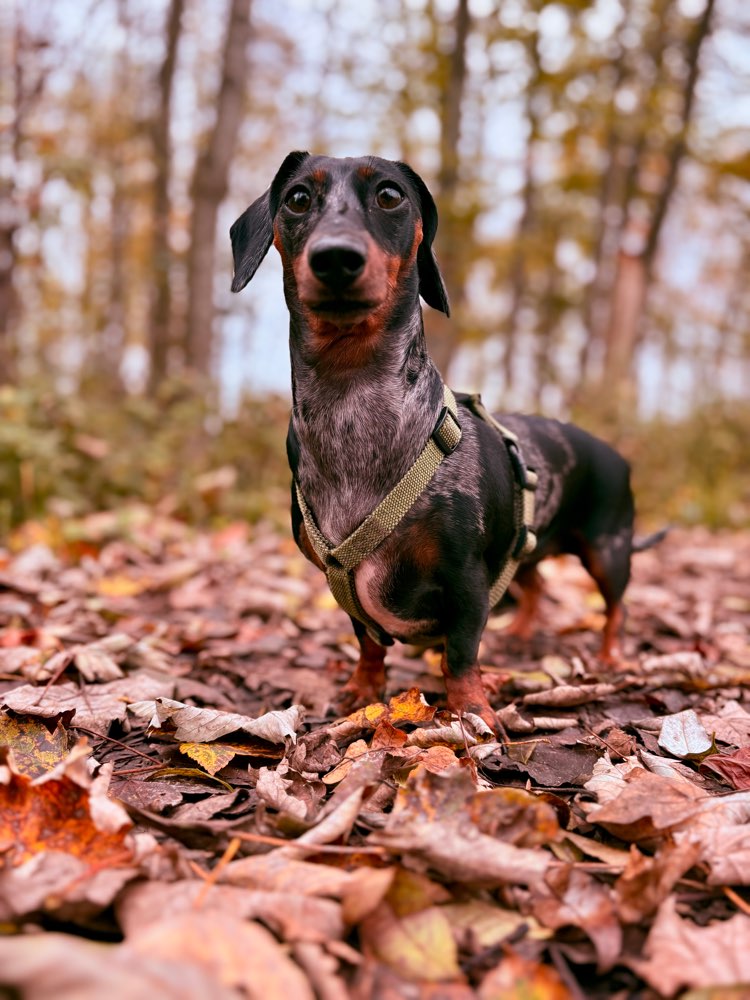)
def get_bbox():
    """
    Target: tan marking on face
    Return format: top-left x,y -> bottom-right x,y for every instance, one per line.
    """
273,220 -> 289,267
